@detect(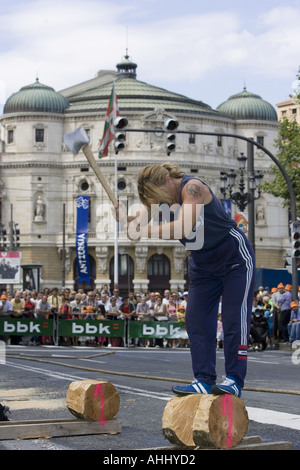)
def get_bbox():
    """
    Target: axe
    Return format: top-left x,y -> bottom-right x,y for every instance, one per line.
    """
64,127 -> 117,205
